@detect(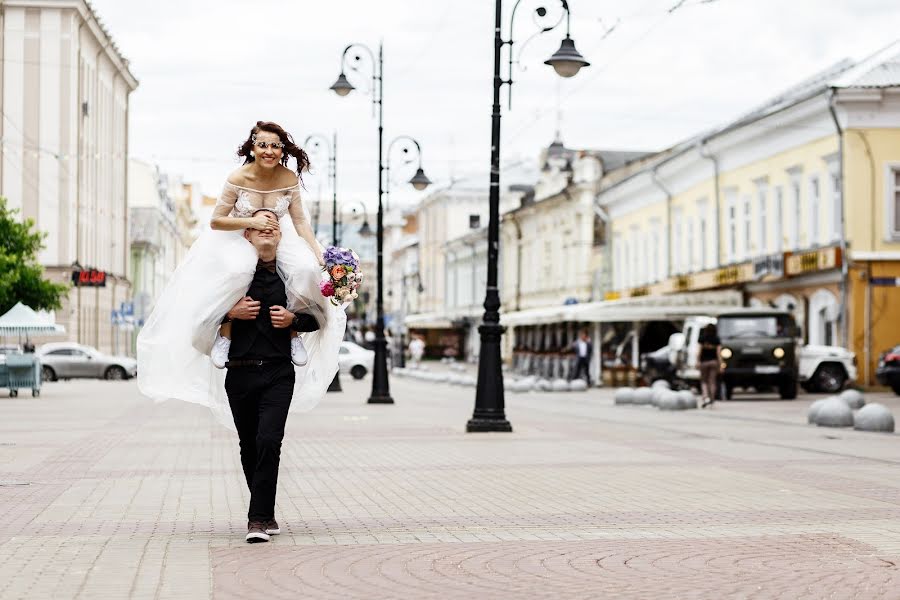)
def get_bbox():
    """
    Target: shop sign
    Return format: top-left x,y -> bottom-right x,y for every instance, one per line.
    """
785,246 -> 842,276
753,254 -> 784,278
604,291 -> 621,301
71,269 -> 107,287
715,266 -> 743,286
673,275 -> 692,292
630,287 -> 649,297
